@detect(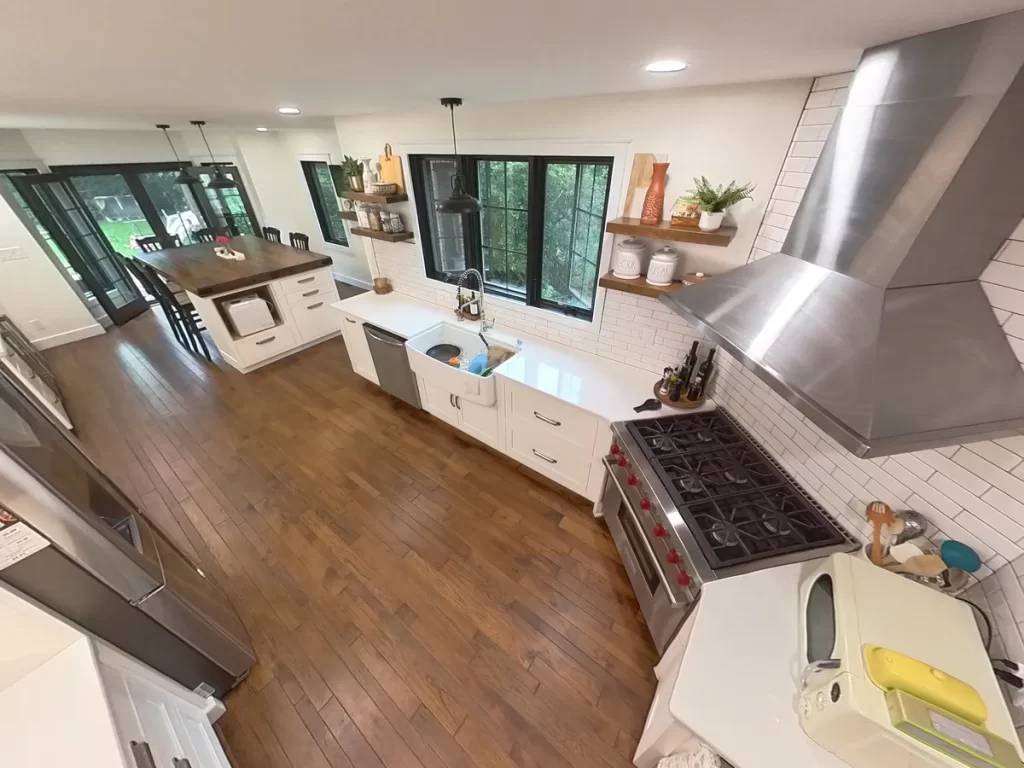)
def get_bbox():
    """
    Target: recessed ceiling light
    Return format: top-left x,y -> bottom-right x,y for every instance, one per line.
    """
256,126 -> 269,132
277,106 -> 301,115
645,60 -> 688,73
